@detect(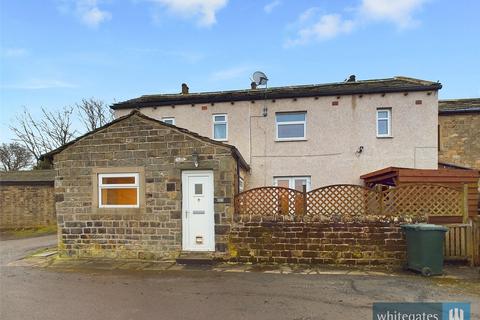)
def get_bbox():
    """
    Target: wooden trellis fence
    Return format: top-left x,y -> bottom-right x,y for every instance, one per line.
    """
234,184 -> 467,221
